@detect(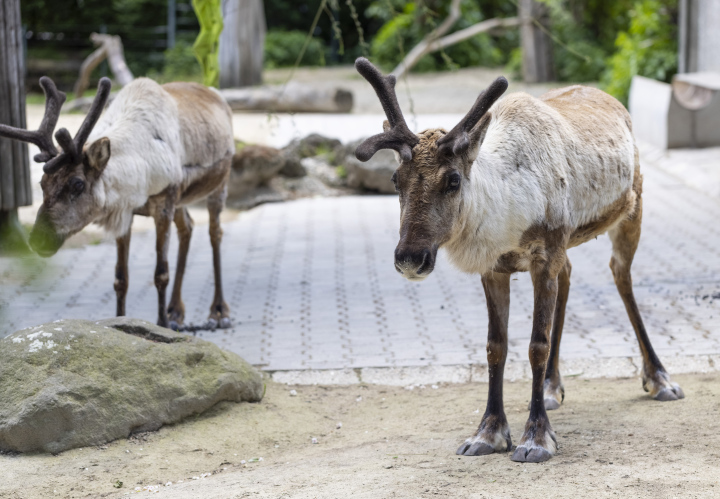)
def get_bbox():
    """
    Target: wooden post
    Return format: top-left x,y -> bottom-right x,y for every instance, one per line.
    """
167,0 -> 177,50
519,0 -> 554,83
218,0 -> 266,88
679,0 -> 720,73
0,0 -> 31,253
